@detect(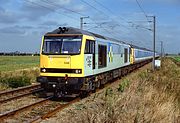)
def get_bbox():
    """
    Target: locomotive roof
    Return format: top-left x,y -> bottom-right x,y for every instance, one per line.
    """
46,27 -> 94,37
46,27 -> 153,52
46,27 -> 128,44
